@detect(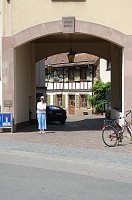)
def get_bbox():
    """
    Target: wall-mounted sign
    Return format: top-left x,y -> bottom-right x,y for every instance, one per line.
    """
0,112 -> 13,131
62,17 -> 75,33
0,113 -> 13,132
4,100 -> 12,107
